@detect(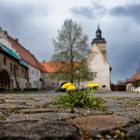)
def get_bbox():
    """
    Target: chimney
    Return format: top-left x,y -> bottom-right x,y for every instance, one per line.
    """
4,31 -> 7,36
15,38 -> 19,43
